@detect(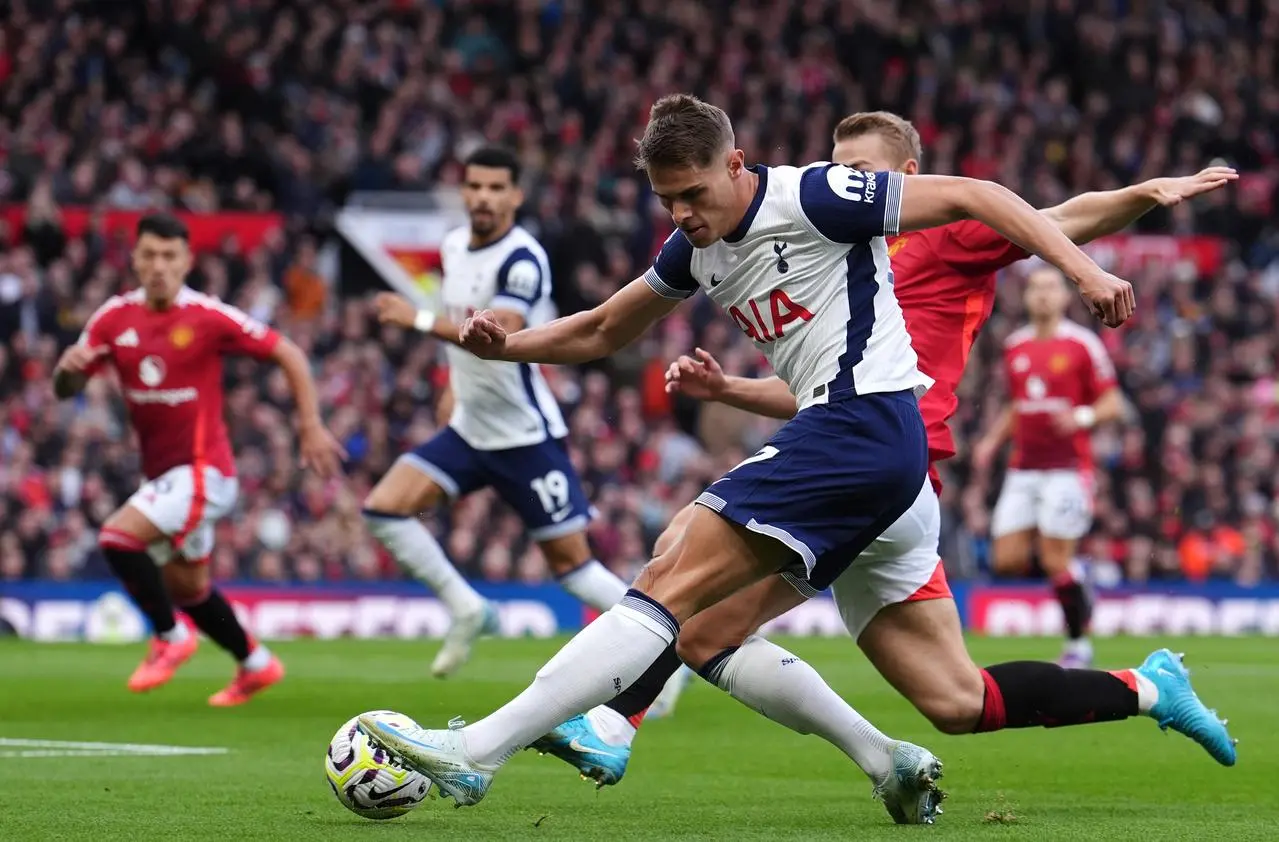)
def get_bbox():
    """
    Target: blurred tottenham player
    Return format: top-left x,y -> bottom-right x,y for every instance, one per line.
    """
357,95 -> 1161,820
974,267 -> 1124,667
527,112 -> 1234,807
53,213 -> 345,705
365,146 -> 634,677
